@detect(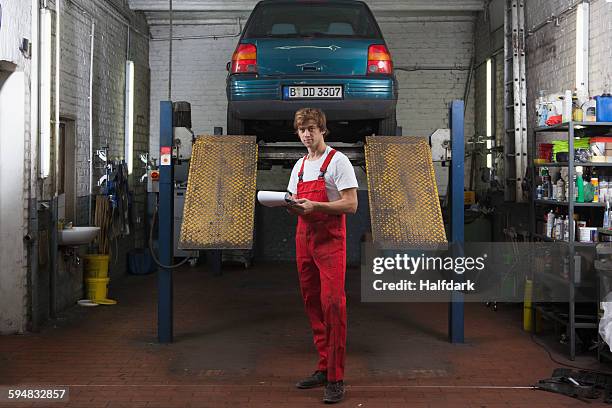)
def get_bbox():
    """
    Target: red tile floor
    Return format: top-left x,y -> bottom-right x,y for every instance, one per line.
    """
1,262 -> 610,407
